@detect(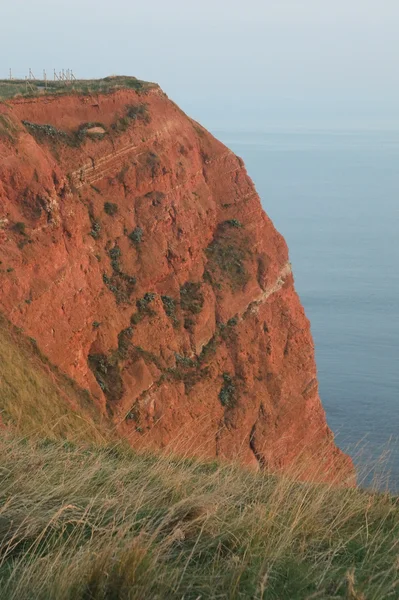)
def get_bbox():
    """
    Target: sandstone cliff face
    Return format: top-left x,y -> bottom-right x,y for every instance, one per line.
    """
0,81 -> 352,482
